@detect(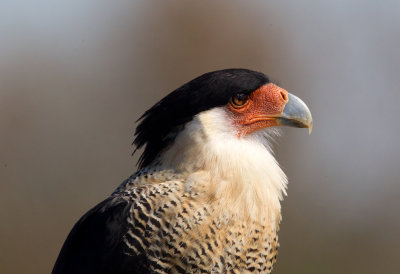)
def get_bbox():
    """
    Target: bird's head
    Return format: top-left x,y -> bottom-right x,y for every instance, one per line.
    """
134,69 -> 312,223
134,69 -> 312,169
